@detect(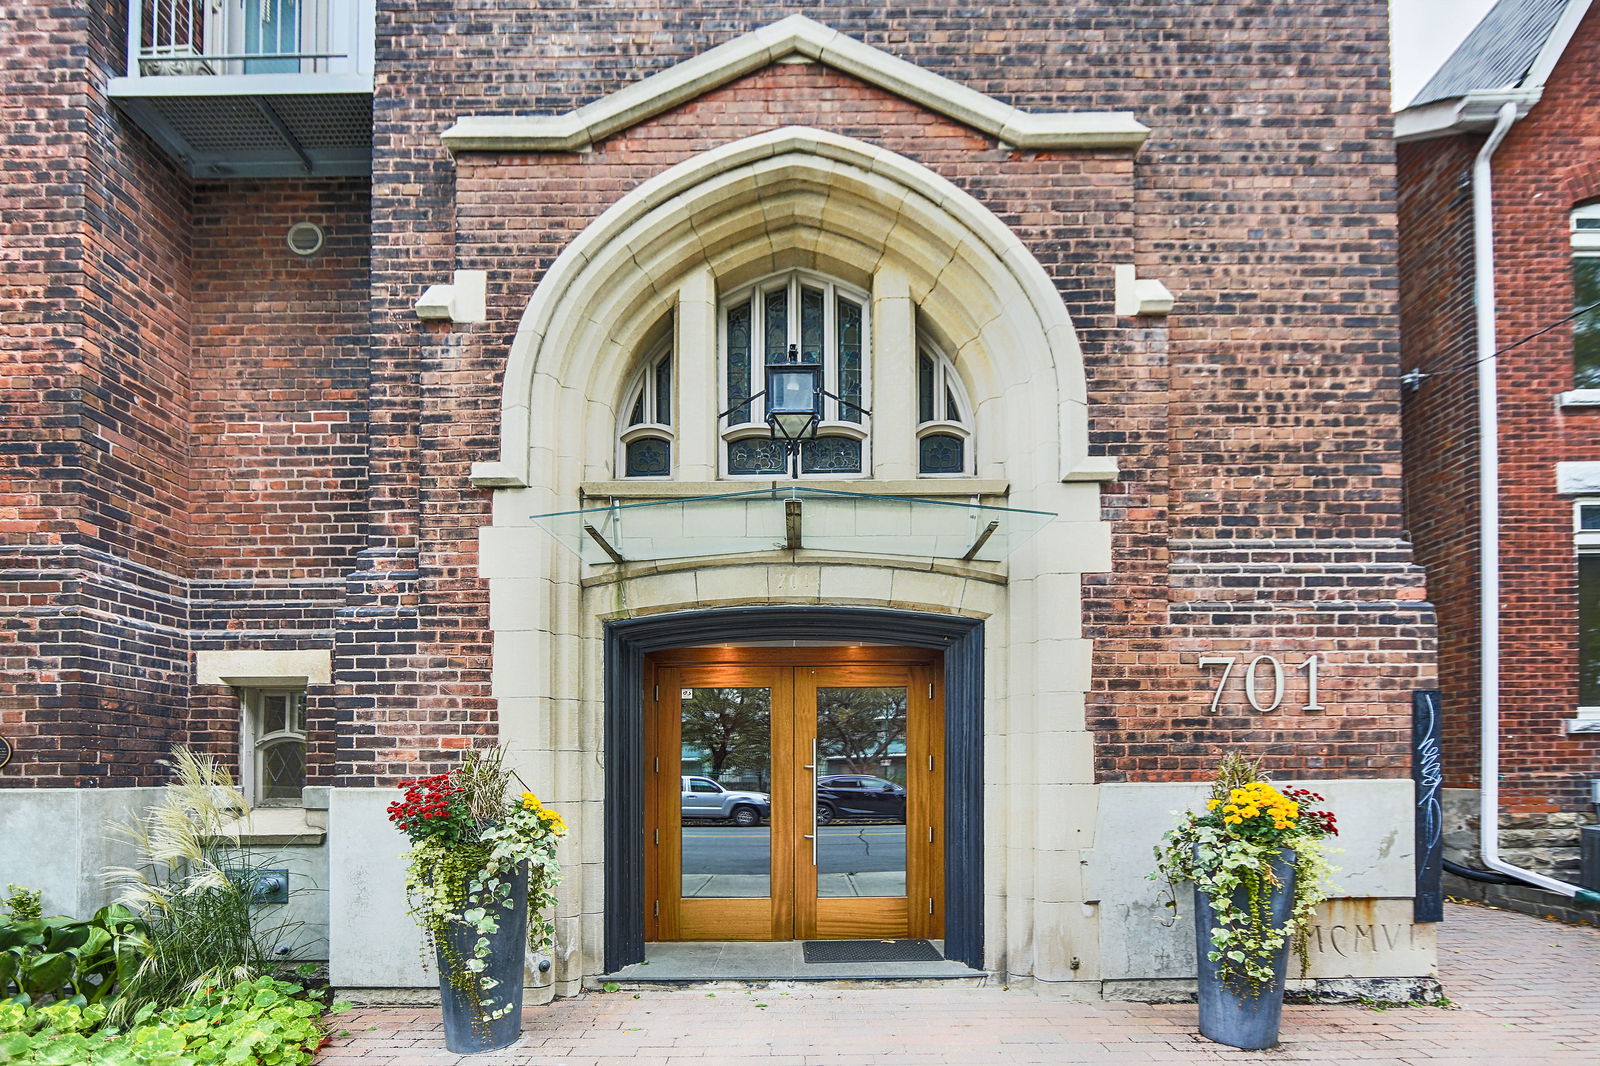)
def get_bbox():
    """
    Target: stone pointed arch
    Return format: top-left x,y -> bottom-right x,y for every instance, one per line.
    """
470,126 -> 1096,493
